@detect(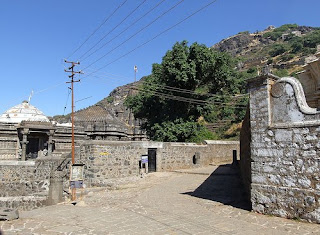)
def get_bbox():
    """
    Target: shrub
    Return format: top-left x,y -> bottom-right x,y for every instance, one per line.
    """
274,69 -> 289,77
279,53 -> 294,61
269,44 -> 289,57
